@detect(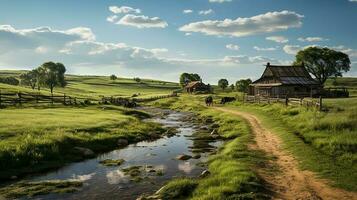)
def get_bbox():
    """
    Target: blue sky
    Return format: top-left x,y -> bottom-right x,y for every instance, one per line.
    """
0,0 -> 356,83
